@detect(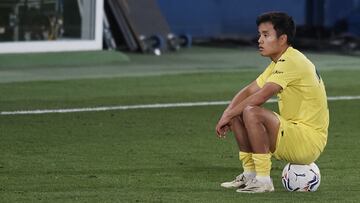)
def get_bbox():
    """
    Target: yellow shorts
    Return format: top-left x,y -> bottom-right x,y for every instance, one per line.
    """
272,113 -> 327,164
